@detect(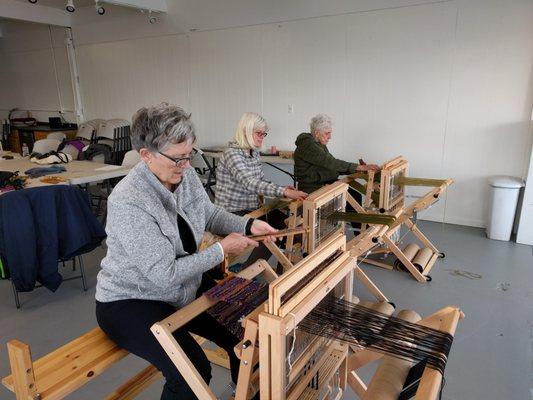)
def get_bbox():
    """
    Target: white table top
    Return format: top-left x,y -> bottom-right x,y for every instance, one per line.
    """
201,148 -> 294,165
0,157 -> 132,188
